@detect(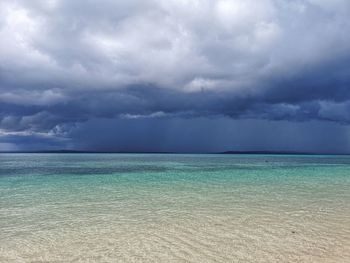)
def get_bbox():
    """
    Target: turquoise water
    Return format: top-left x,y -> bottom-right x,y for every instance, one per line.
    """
0,154 -> 350,262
